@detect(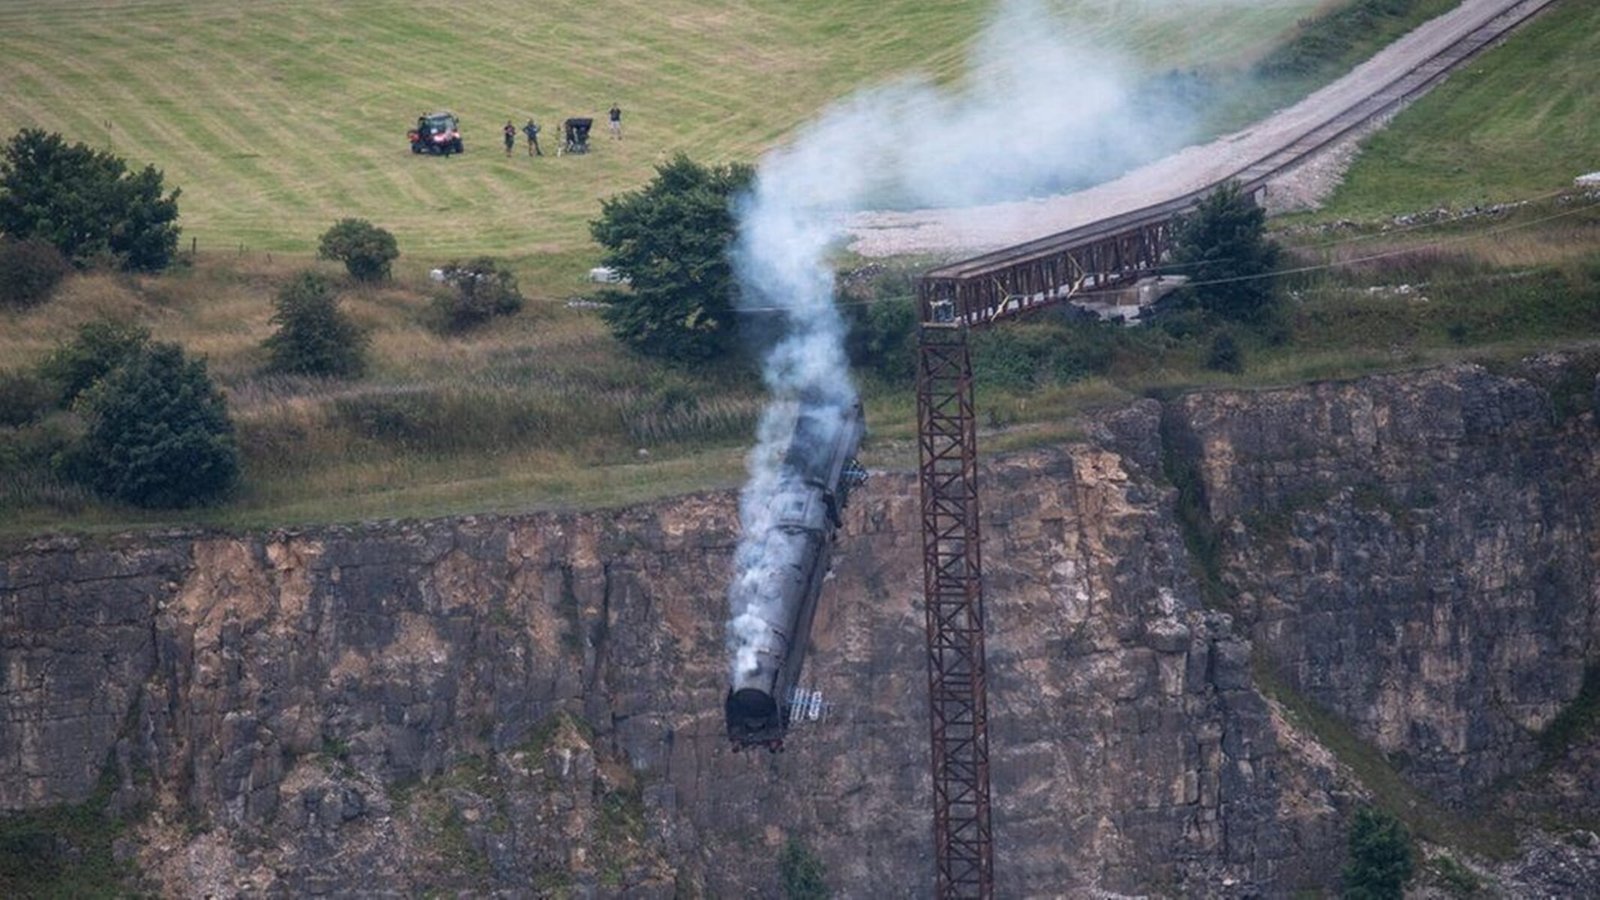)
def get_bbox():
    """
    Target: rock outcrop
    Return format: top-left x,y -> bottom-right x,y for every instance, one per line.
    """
1170,362 -> 1600,806
3,359 -> 1597,897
